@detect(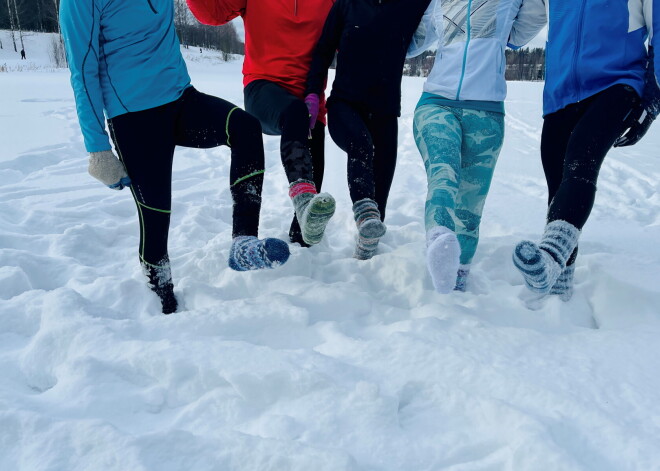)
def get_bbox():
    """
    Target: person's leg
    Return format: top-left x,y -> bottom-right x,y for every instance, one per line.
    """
245,80 -> 334,245
328,100 -> 376,203
174,88 -> 290,270
451,109 -> 505,291
370,114 -> 399,222
290,120 -> 326,246
514,85 -> 640,294
328,101 -> 386,259
413,104 -> 462,293
108,104 -> 178,314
